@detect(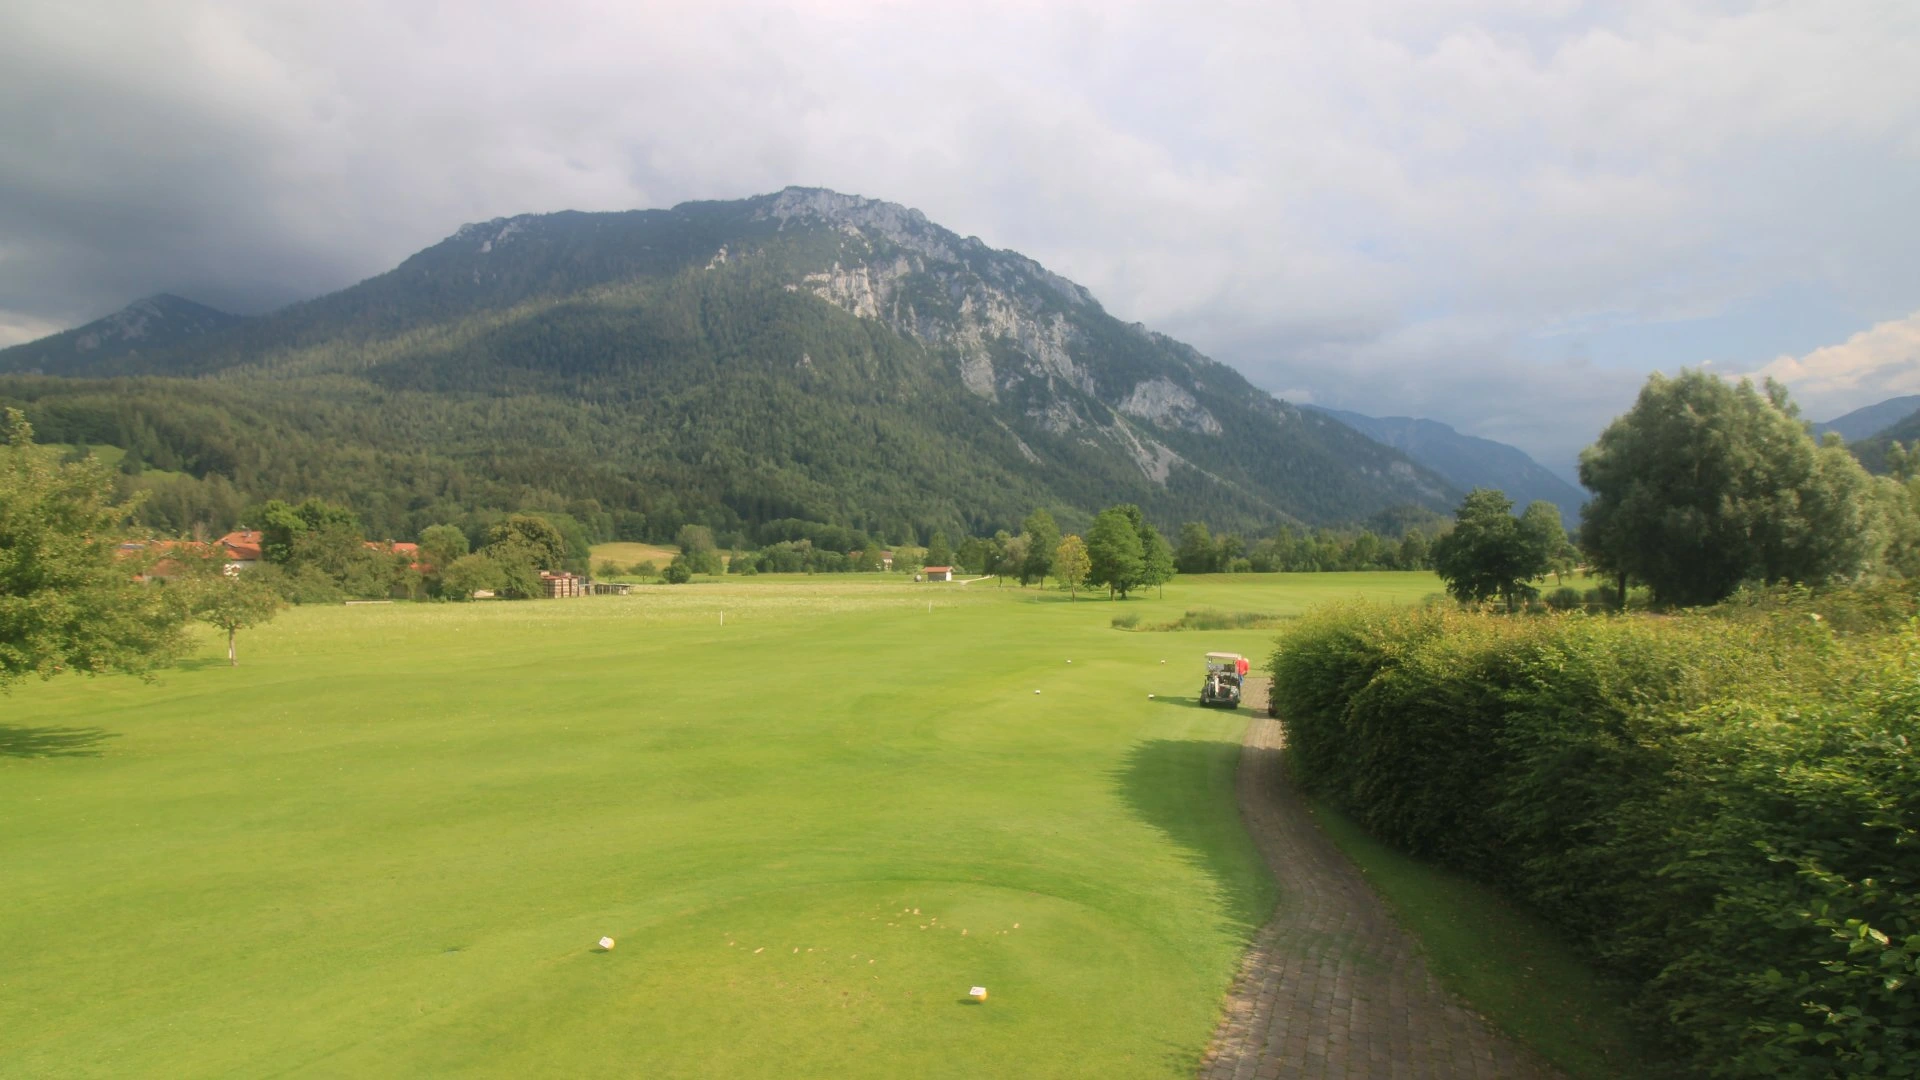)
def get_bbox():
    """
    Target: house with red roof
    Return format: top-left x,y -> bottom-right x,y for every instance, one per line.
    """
923,565 -> 953,582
